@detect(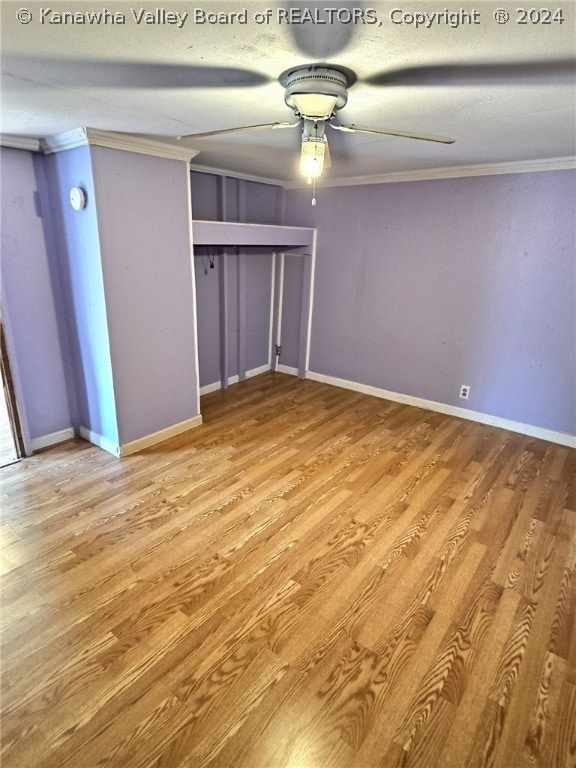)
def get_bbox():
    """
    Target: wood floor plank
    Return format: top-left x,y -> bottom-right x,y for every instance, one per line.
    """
552,679 -> 576,768
1,719 -> 55,768
436,585 -> 525,768
1,372 -> 574,768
